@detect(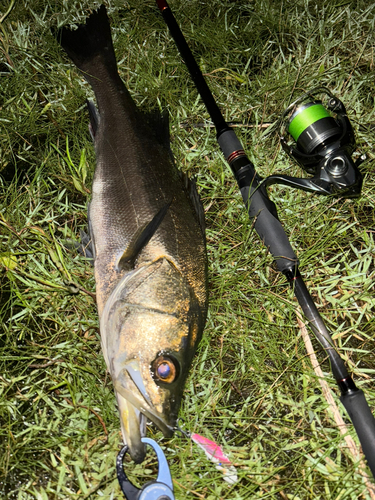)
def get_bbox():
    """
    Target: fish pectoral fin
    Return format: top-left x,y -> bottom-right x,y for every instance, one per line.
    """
117,199 -> 172,270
